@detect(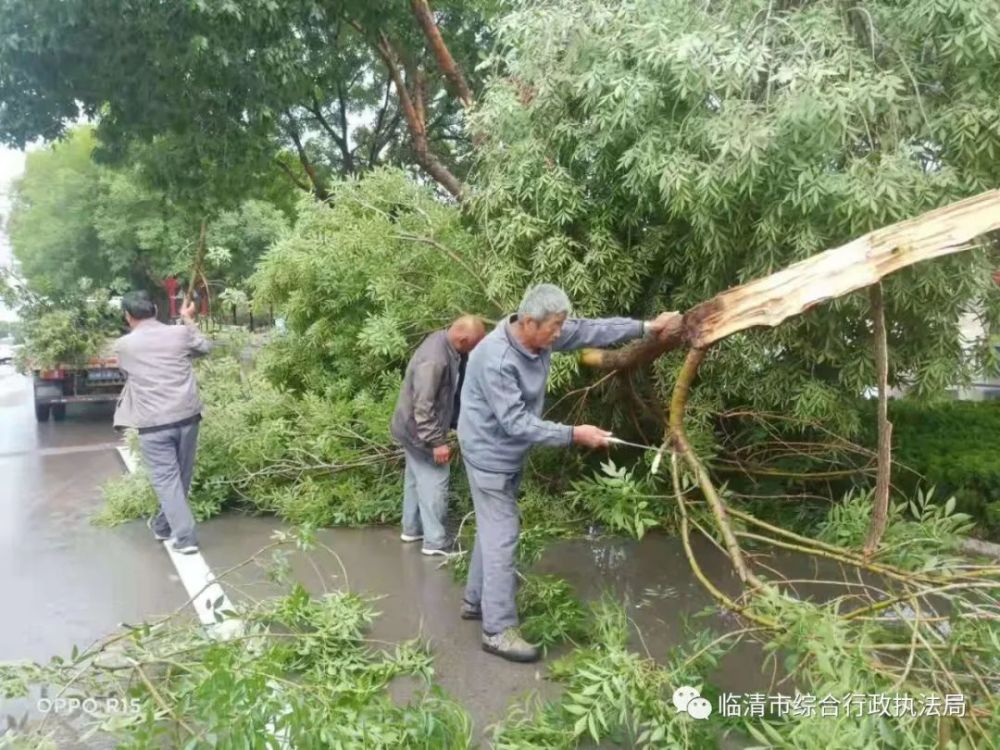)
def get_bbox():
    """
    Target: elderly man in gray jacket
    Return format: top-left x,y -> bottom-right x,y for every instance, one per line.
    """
113,291 -> 211,555
390,315 -> 486,555
458,284 -> 680,662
